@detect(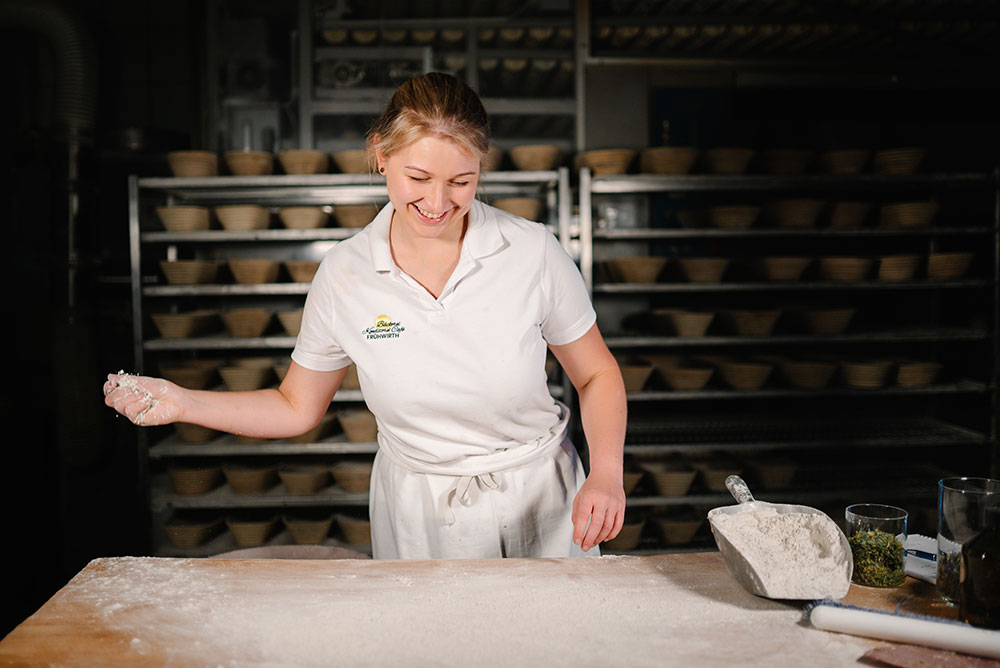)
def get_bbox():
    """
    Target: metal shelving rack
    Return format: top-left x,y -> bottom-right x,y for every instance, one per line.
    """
127,167 -> 573,557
